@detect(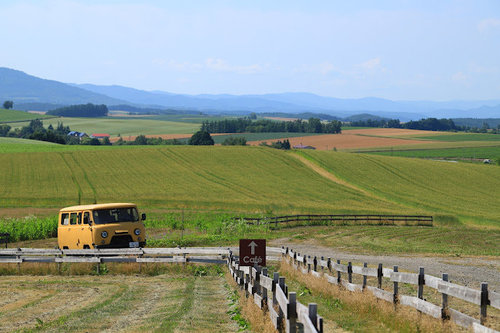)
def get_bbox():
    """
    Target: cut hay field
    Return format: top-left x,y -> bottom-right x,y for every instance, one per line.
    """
0,271 -> 236,332
247,128 -> 439,150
